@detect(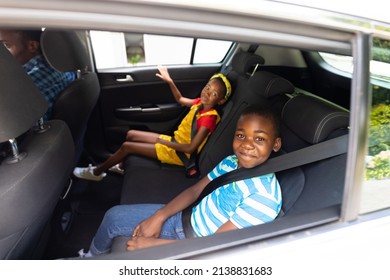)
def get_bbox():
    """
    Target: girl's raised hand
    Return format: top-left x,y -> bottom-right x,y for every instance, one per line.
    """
156,65 -> 172,83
